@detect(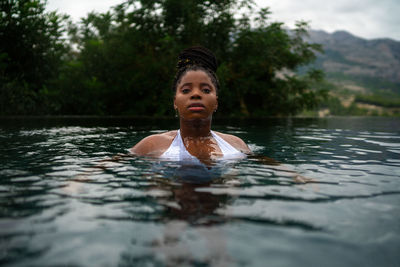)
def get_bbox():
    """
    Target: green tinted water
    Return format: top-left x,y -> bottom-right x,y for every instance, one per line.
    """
1,117 -> 399,266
